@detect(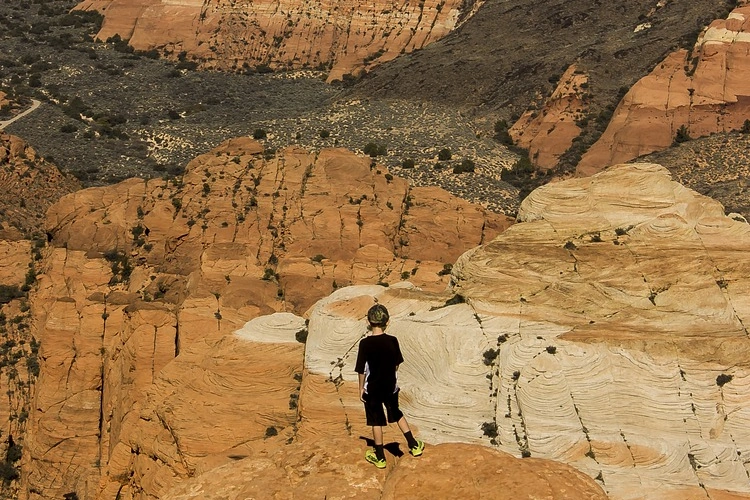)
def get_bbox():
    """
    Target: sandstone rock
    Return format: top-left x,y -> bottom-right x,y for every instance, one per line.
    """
299,163 -> 750,499
381,443 -> 607,500
510,64 -> 588,170
0,132 -> 80,238
578,6 -> 750,175
75,0 -> 468,82
21,140 -> 509,499
160,441 -> 606,500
